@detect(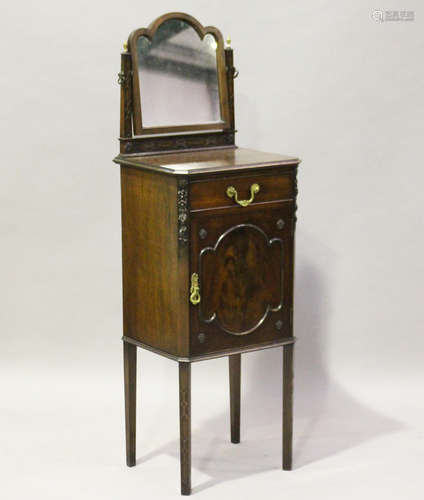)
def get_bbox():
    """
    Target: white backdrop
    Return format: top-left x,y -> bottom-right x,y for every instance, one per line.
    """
1,1 -> 423,499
